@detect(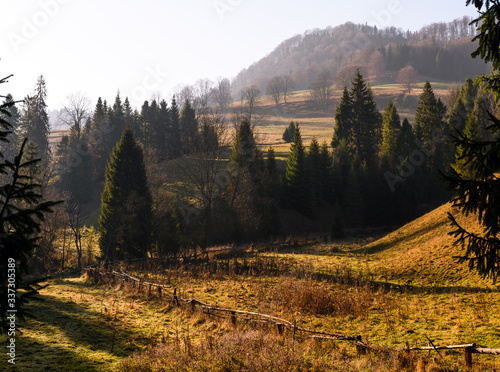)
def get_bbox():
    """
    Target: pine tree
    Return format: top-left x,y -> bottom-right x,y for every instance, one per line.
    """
397,118 -> 415,159
380,100 -> 401,169
19,76 -> 50,159
332,86 -> 353,147
98,126 -> 152,260
307,137 -> 322,206
350,71 -> 382,166
284,124 -> 310,214
109,93 -> 125,147
282,121 -> 296,143
228,118 -> 266,239
453,115 -> 478,177
179,100 -> 198,152
414,81 -> 446,144
1,74 -> 59,333
89,97 -> 113,182
0,94 -> 20,159
442,0 -> 500,282
166,96 -> 182,159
